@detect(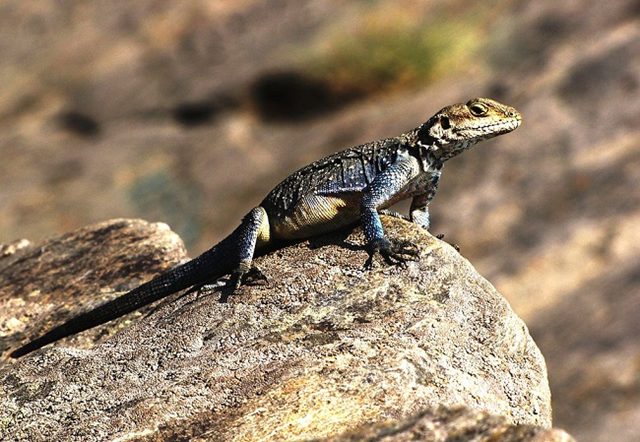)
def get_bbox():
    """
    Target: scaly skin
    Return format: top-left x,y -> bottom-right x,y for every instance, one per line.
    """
10,98 -> 521,358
